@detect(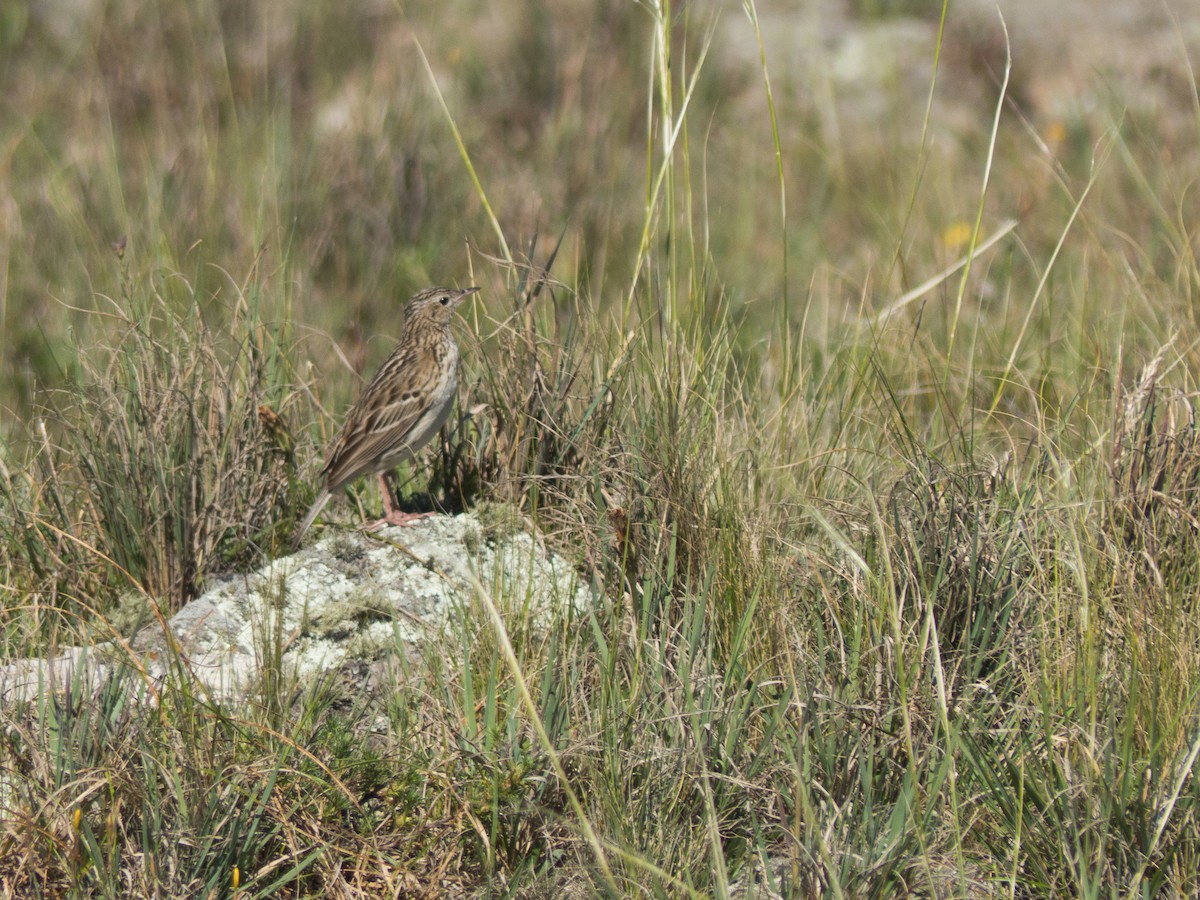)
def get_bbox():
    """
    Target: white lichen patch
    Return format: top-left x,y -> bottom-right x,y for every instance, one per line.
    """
487,531 -> 591,627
